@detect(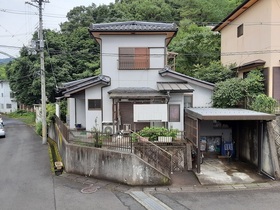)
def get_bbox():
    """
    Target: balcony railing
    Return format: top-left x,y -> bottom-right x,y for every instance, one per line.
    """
119,61 -> 149,70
